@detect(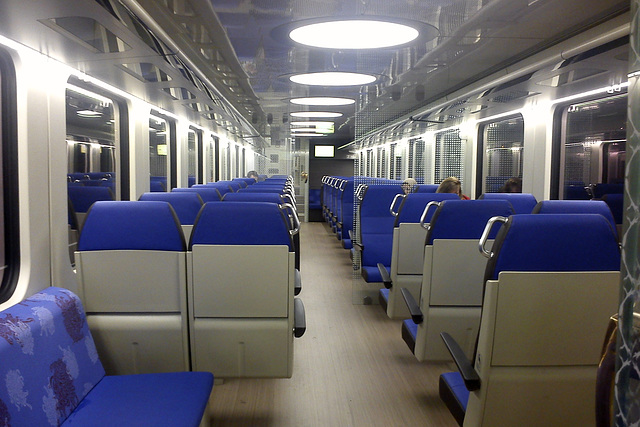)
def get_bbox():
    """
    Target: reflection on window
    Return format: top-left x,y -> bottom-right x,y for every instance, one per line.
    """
150,116 -> 169,192
66,86 -> 117,266
560,94 -> 627,199
482,115 -> 524,193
